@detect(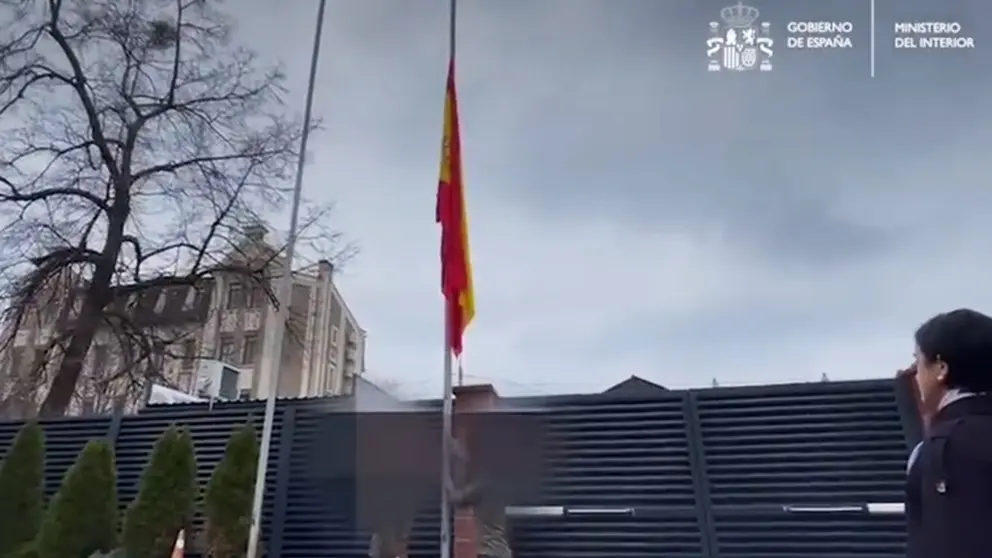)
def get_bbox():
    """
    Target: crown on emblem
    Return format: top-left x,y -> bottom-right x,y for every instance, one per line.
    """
720,2 -> 760,27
